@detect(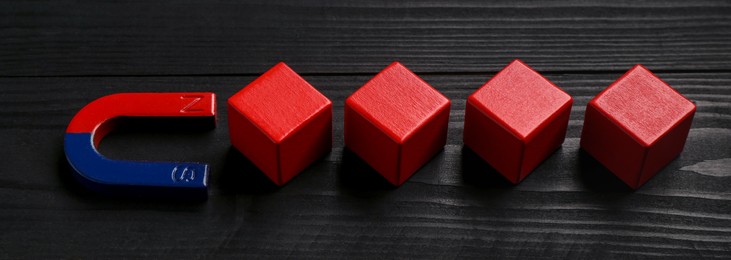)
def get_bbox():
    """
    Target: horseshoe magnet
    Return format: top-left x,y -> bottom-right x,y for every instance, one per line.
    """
64,93 -> 216,199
